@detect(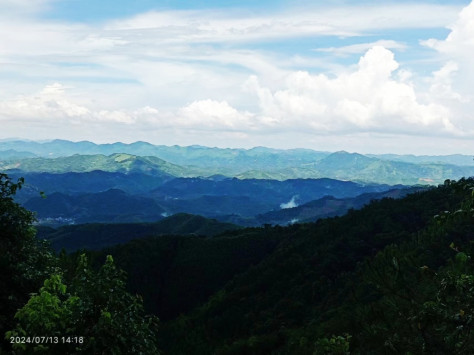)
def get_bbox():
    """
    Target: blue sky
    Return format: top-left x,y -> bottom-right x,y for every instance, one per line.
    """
0,0 -> 473,154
